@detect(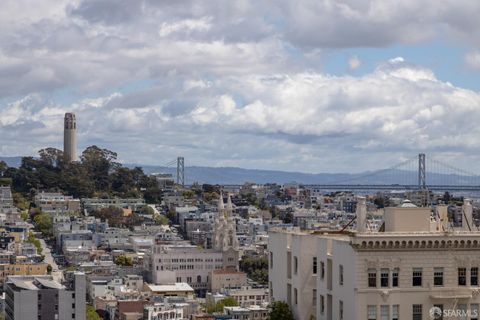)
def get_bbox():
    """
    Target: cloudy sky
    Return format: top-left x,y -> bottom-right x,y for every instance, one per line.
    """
2,0 -> 480,173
